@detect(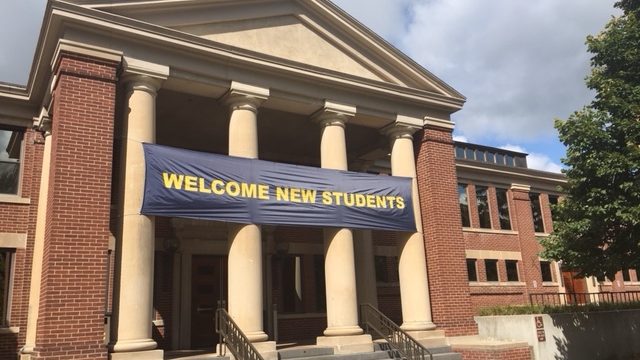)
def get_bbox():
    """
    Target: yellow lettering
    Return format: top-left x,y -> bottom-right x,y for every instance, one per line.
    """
344,193 -> 355,206
276,187 -> 289,201
290,188 -> 302,202
322,191 -> 333,205
396,196 -> 406,209
376,196 -> 387,208
226,181 -> 240,196
198,178 -> 211,194
366,194 -> 376,208
184,176 -> 198,192
211,180 -> 225,195
258,184 -> 270,200
355,194 -> 366,207
332,191 -> 343,206
162,172 -> 184,189
387,196 -> 397,208
301,189 -> 317,203
241,182 -> 257,198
